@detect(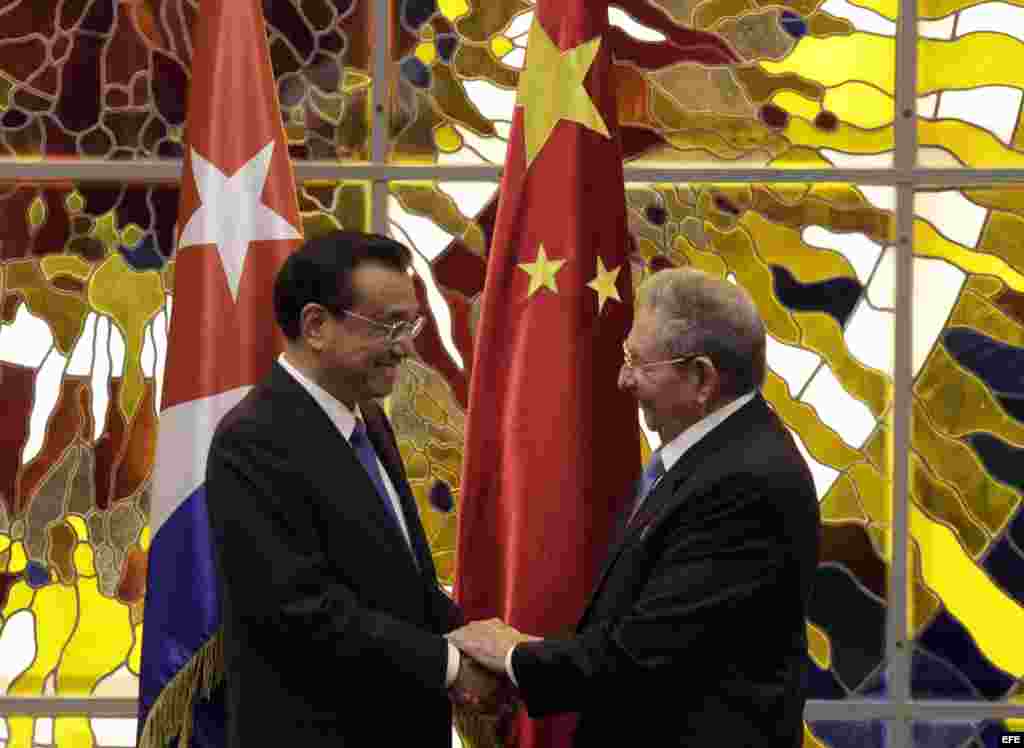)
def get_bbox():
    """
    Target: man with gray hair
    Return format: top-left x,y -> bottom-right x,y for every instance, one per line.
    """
449,268 -> 821,746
